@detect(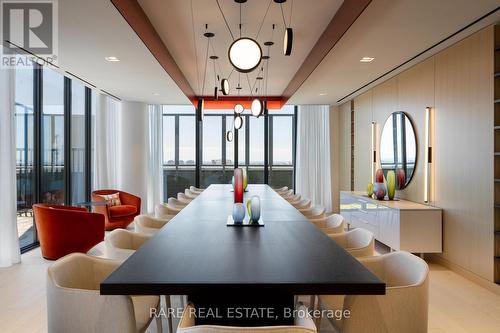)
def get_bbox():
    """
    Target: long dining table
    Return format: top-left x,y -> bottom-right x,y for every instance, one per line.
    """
101,184 -> 385,326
